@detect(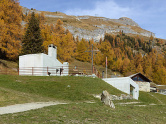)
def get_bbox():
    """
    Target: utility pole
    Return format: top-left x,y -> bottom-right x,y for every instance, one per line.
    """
106,56 -> 107,78
85,44 -> 99,74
